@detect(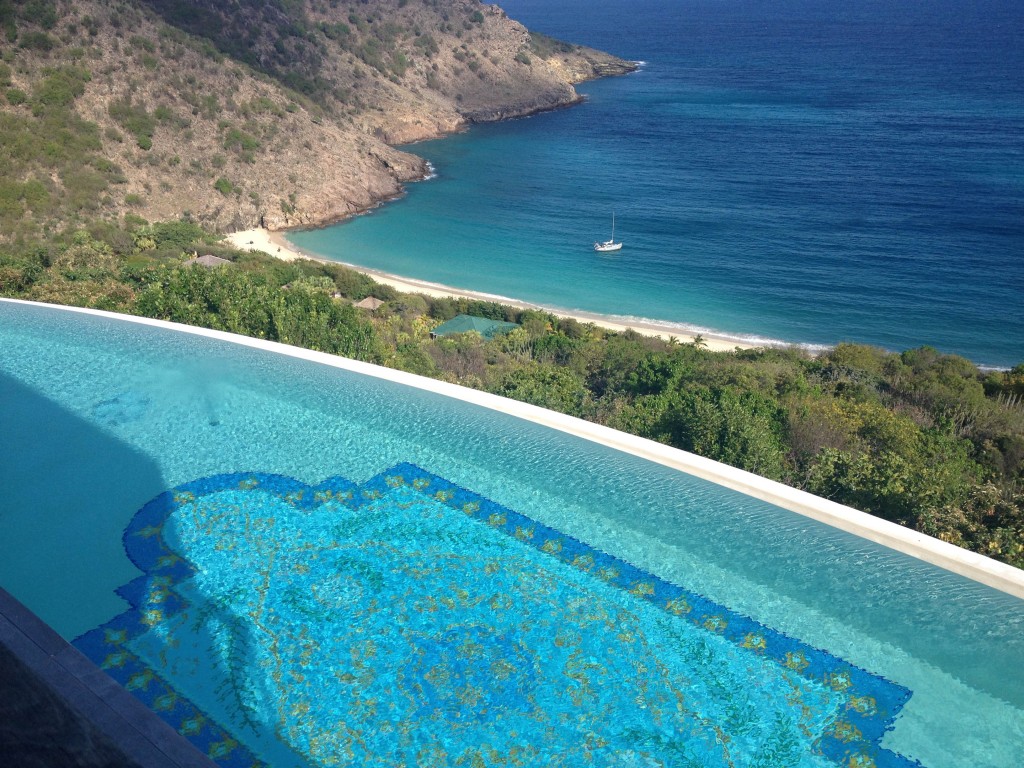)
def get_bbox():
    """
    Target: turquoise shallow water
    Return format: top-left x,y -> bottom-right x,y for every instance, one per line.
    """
290,0 -> 1024,368
2,301 -> 1024,767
